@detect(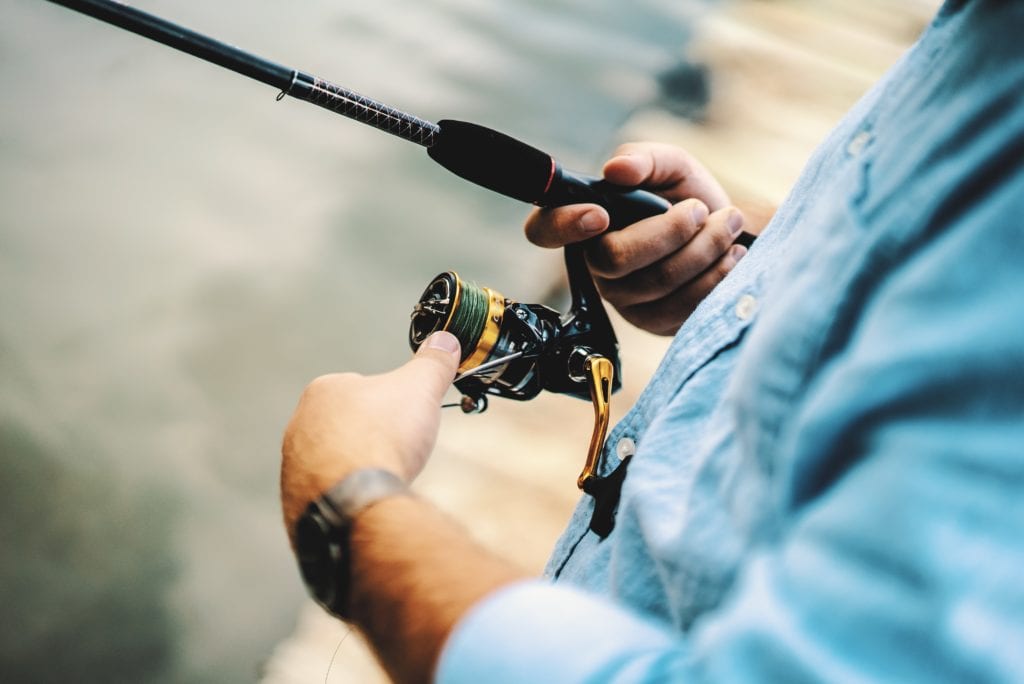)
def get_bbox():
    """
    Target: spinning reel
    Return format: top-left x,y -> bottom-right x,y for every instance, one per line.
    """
409,245 -> 620,492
